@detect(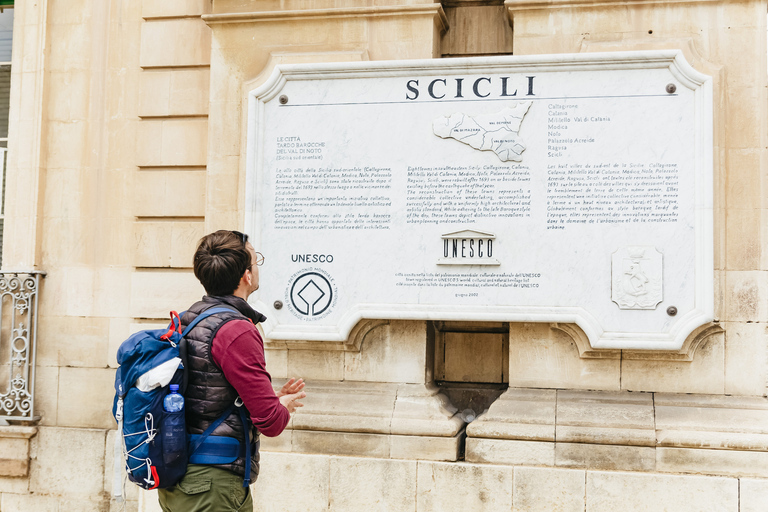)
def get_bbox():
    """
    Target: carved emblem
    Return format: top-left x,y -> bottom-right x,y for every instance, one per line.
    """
438,229 -> 499,266
611,246 -> 663,310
